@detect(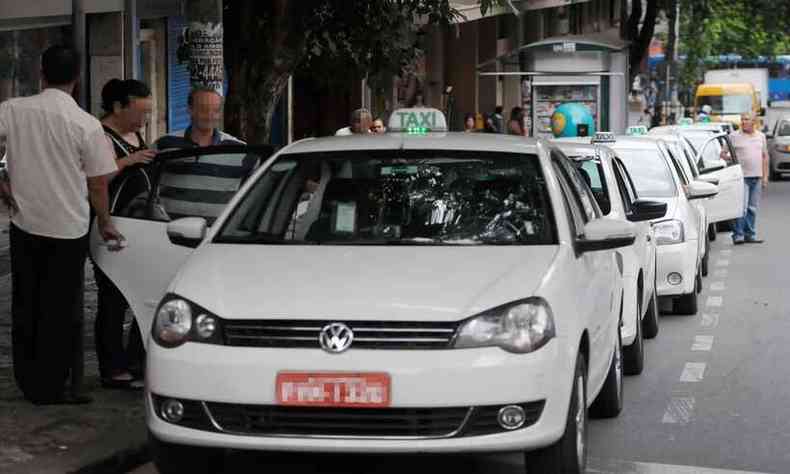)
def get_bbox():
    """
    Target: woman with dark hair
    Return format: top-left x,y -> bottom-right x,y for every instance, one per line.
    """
508,106 -> 527,136
94,78 -> 156,389
463,113 -> 476,132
